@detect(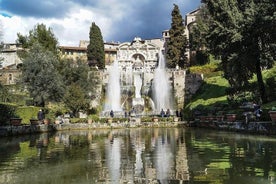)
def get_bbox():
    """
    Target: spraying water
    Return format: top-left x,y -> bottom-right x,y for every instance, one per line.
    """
134,73 -> 142,98
104,60 -> 121,111
152,50 -> 173,112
